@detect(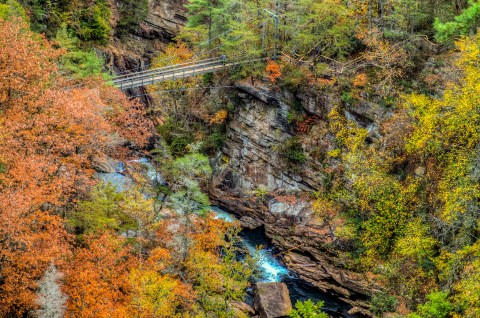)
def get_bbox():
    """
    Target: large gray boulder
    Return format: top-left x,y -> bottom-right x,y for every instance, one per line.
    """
254,282 -> 292,318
